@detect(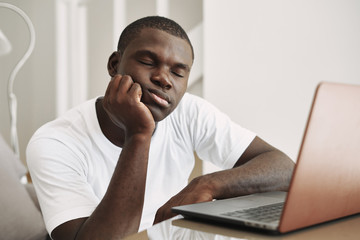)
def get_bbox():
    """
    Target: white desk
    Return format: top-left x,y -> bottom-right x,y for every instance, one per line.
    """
124,214 -> 360,239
